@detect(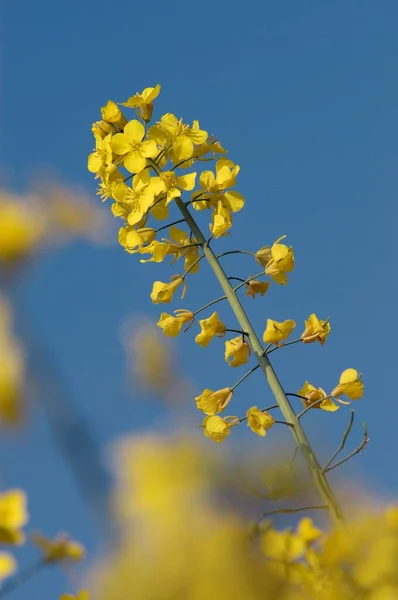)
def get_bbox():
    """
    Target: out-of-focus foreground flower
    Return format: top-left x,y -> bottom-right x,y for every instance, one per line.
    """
88,435 -> 398,600
0,296 -> 25,426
